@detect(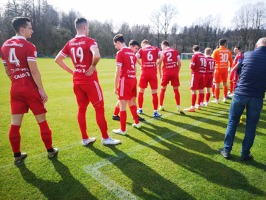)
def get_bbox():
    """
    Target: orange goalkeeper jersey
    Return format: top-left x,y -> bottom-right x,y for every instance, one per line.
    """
211,46 -> 233,69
